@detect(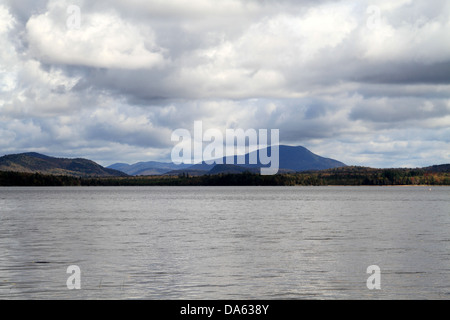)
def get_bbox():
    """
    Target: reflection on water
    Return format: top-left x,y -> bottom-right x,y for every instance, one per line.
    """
0,186 -> 449,299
